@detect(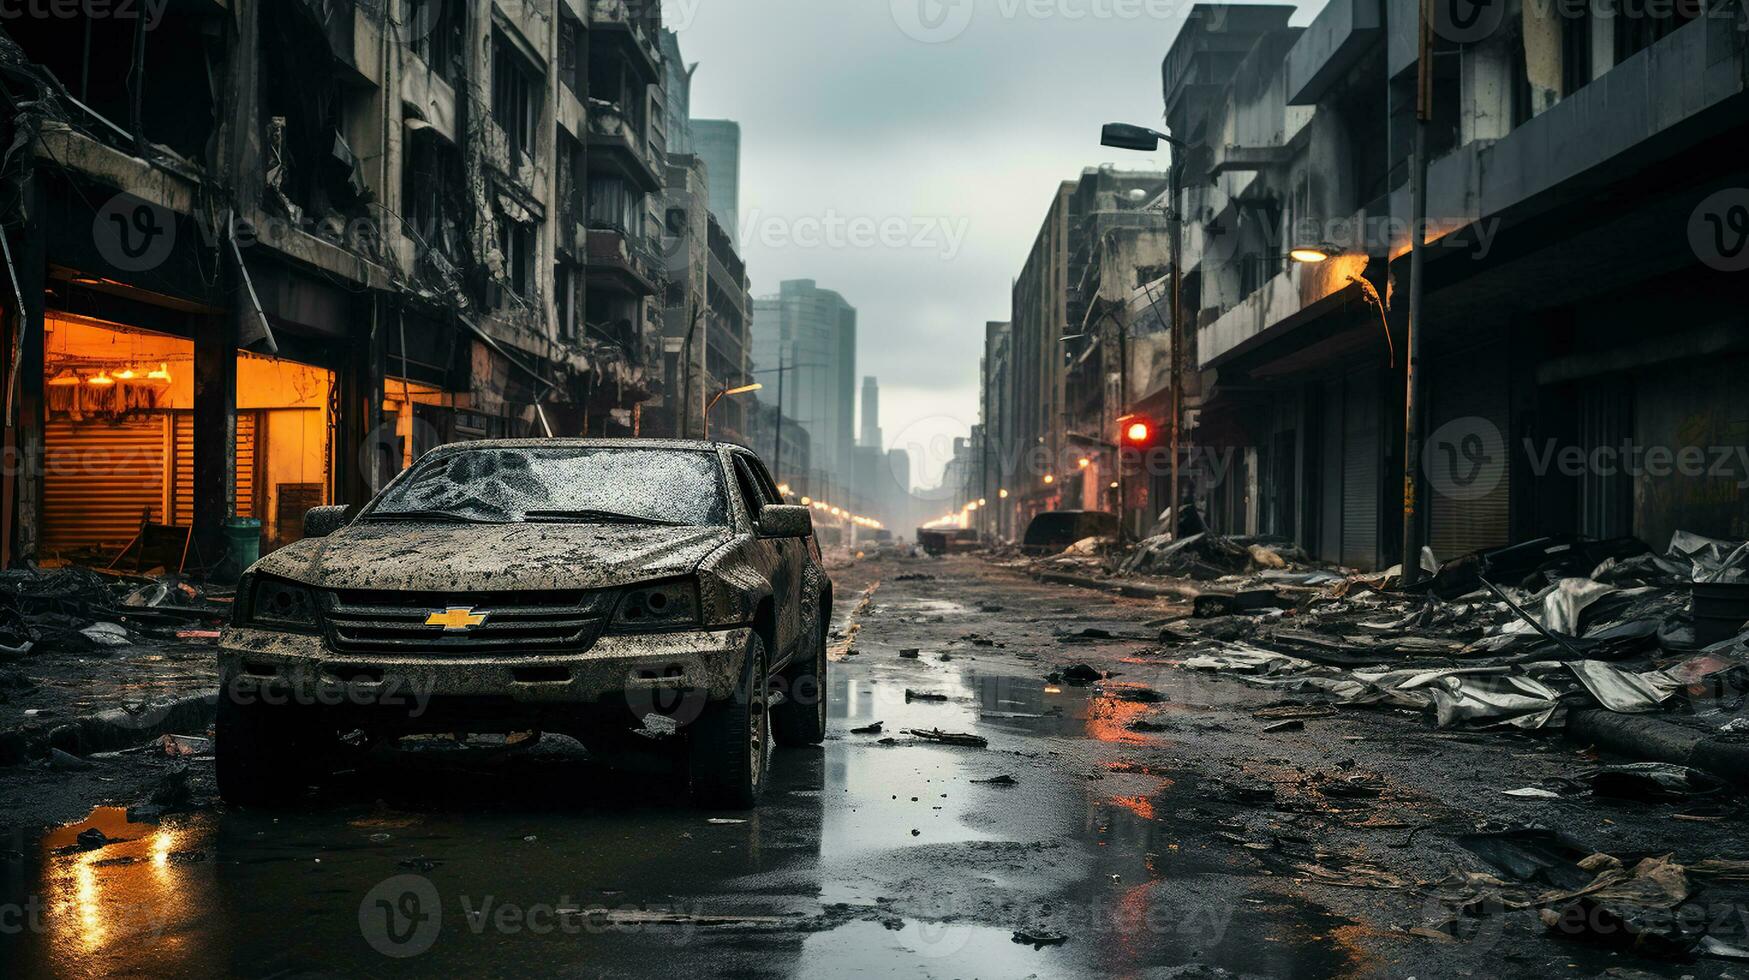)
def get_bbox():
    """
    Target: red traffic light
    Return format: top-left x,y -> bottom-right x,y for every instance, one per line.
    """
1123,420 -> 1152,444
